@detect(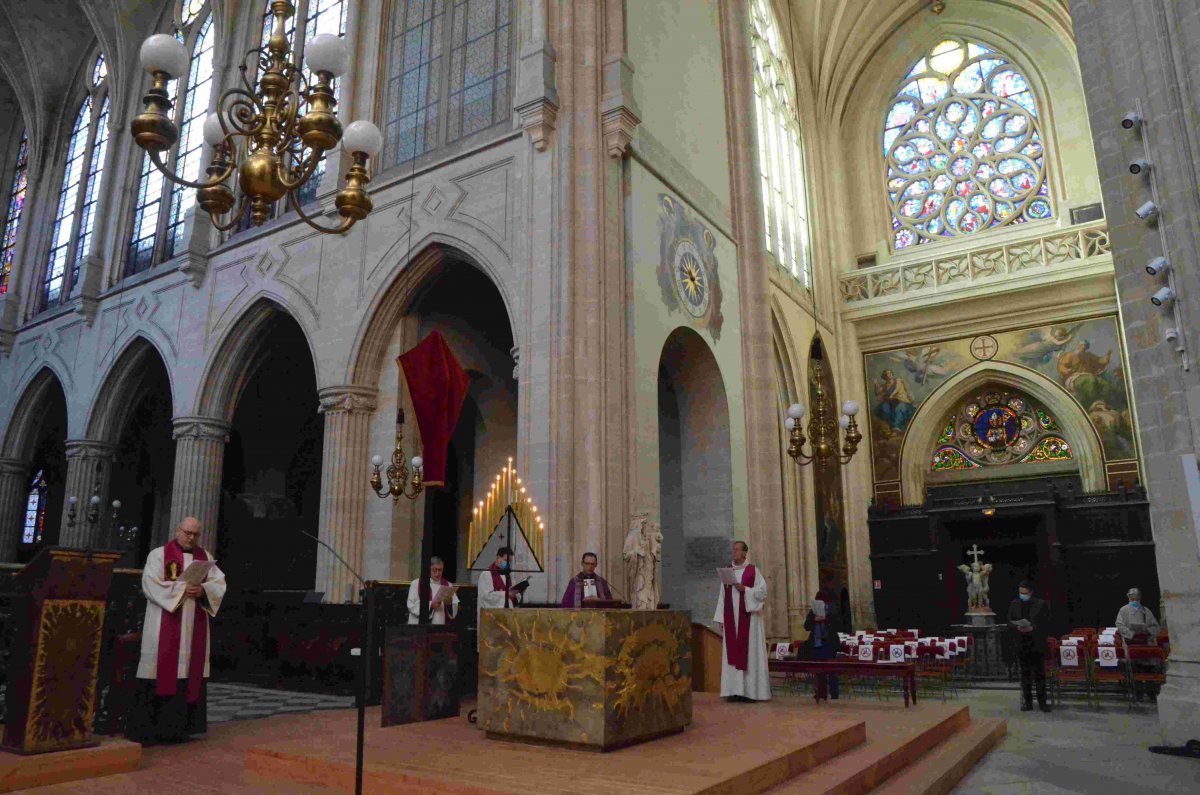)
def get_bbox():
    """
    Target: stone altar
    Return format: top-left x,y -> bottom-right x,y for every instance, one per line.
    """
477,608 -> 692,750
